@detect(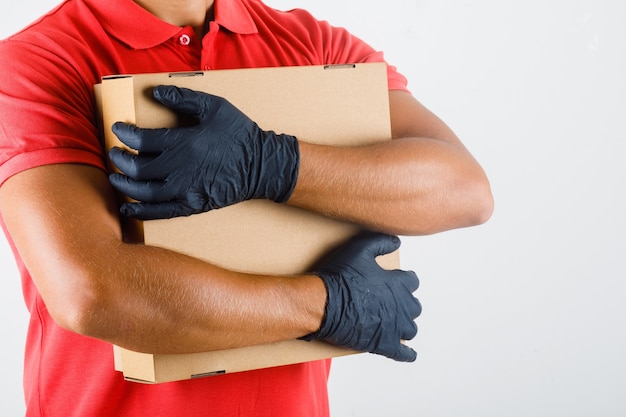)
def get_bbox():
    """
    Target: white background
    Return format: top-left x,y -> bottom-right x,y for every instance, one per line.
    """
2,1 -> 625,416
